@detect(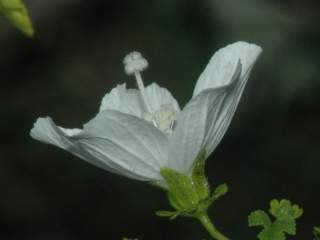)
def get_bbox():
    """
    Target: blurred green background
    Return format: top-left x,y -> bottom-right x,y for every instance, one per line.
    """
1,0 -> 320,239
